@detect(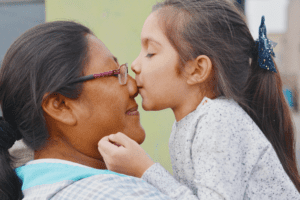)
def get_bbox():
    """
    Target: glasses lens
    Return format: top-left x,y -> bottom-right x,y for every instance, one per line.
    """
119,63 -> 128,85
